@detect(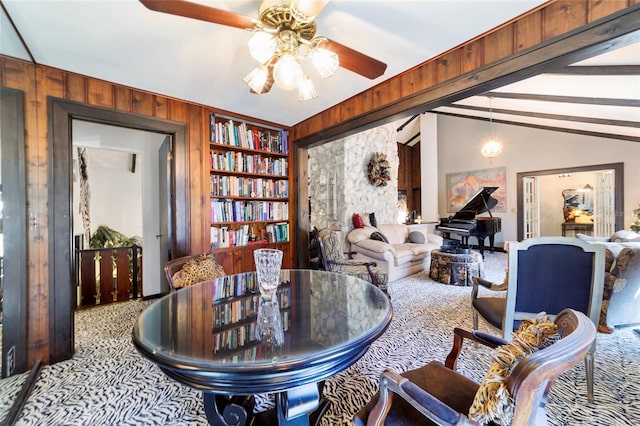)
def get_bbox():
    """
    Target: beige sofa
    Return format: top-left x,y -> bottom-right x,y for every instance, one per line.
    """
576,230 -> 640,328
347,224 -> 443,282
